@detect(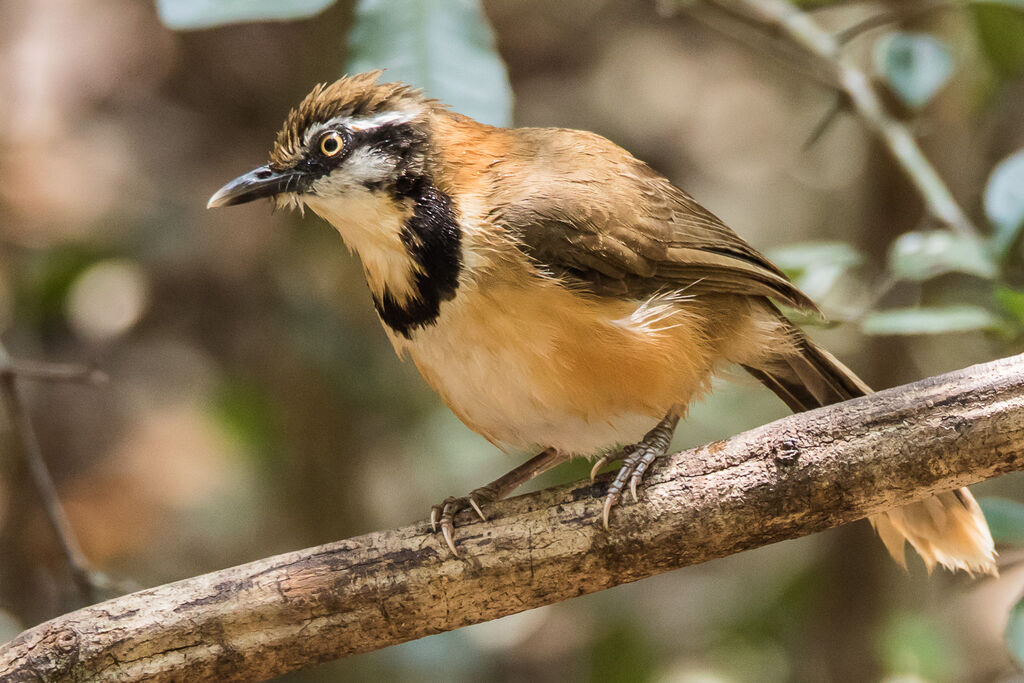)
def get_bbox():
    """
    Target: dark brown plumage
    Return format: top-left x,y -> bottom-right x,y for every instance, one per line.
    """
487,127 -> 817,310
